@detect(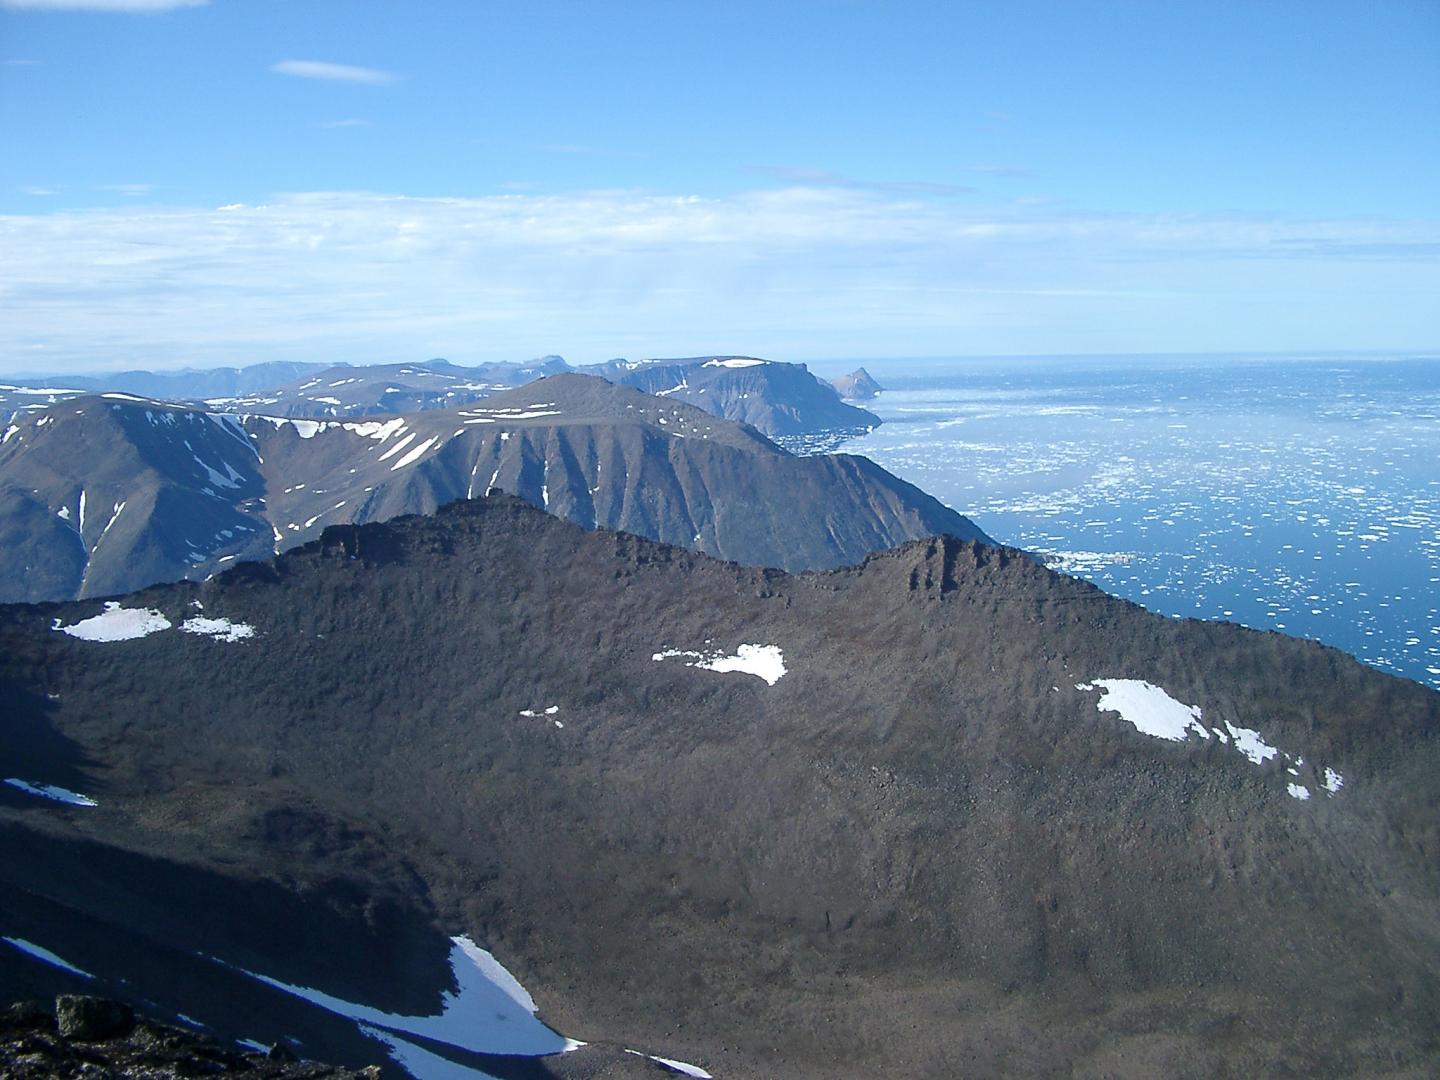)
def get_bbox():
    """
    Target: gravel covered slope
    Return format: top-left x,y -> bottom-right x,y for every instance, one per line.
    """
1,495 -> 1437,1078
